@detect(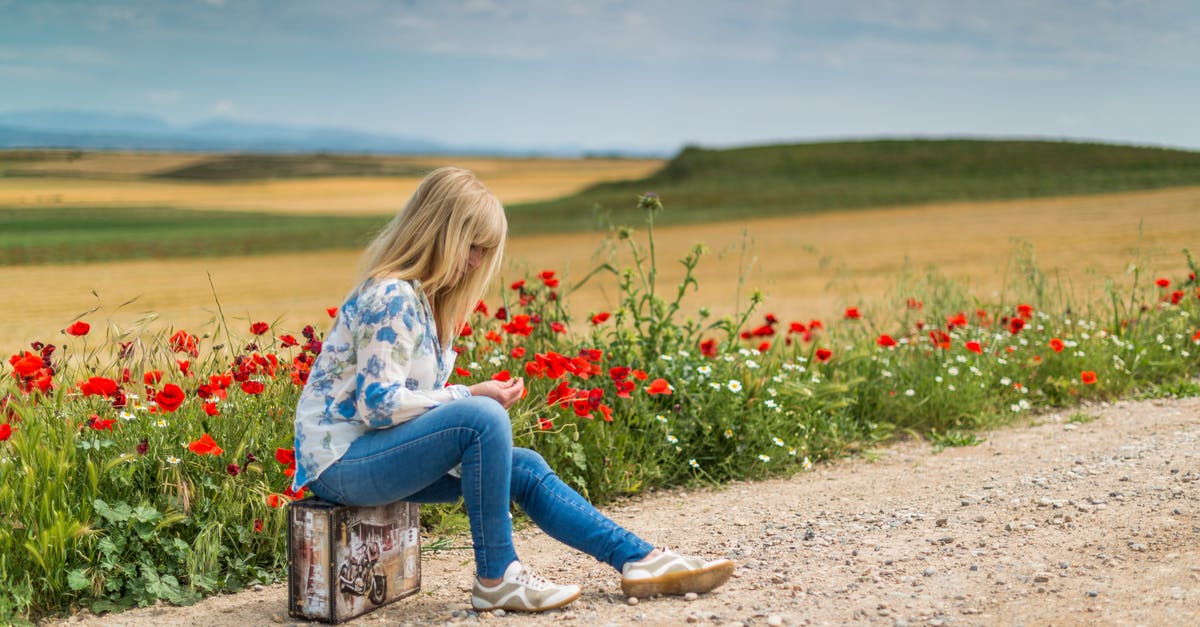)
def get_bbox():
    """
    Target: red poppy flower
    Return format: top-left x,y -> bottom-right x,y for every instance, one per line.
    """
178,360 -> 191,377
253,518 -> 264,532
945,312 -> 968,329
965,341 -> 983,354
326,307 -> 338,318
485,331 -> 503,344
495,307 -> 508,321
538,417 -> 553,431
750,324 -> 775,337
455,367 -> 471,377
226,463 -> 241,476
844,307 -> 861,320
492,370 -> 511,382
11,351 -> 43,378
136,437 -> 148,455
155,384 -> 186,412
503,314 -> 534,336
203,402 -> 220,416
550,321 -> 566,334
510,279 -> 525,291
279,334 -> 298,348
168,330 -> 199,357
144,370 -> 163,385
1048,338 -> 1064,353
79,376 -> 118,397
808,319 -> 824,330
757,341 -> 771,352
1155,278 -> 1170,288
510,346 -> 526,359
240,380 -> 264,395
814,348 -> 833,363
545,380 -> 577,407
474,300 -> 489,315
1193,329 -> 1200,344
266,494 -> 284,508
1170,290 -> 1184,305
597,403 -> 613,422
906,298 -> 923,310
1016,304 -> 1034,319
699,338 -> 717,357
248,321 -> 268,336
0,423 -> 11,441
876,334 -> 897,348
459,323 -> 473,337
1008,318 -> 1026,334
614,379 -> 635,398
188,433 -> 224,456
65,321 -> 91,336
87,415 -> 117,431
788,322 -> 806,334
631,369 -> 648,381
275,447 -> 295,466
1080,371 -> 1098,385
645,378 -> 673,395
590,312 -> 611,325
